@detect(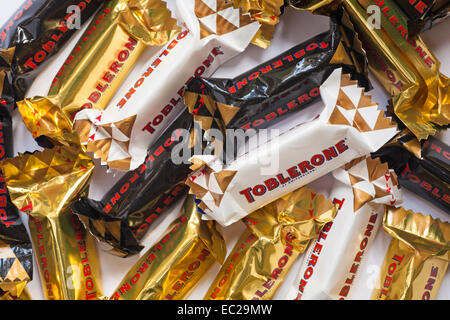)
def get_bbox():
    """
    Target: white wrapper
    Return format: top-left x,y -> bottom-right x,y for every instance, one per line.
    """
186,68 -> 399,226
73,0 -> 261,170
288,156 -> 402,300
